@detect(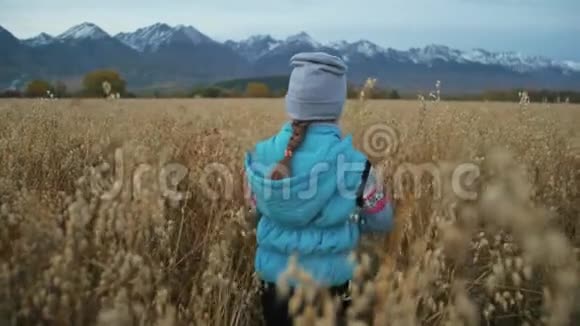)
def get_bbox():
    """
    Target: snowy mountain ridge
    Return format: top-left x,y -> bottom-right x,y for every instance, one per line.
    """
16,22 -> 579,73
